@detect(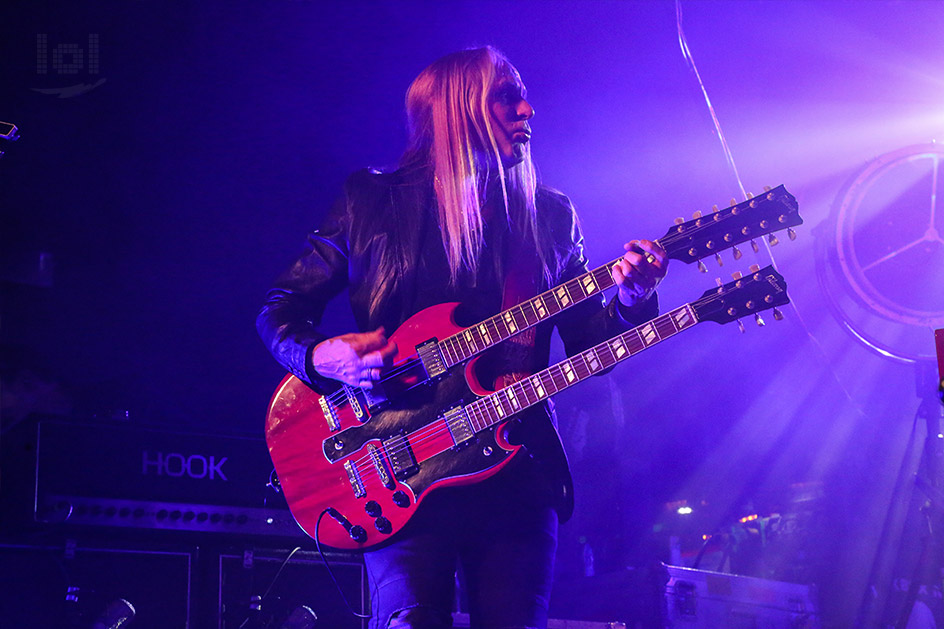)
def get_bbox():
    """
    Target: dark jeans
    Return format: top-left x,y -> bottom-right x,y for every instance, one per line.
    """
364,457 -> 559,629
